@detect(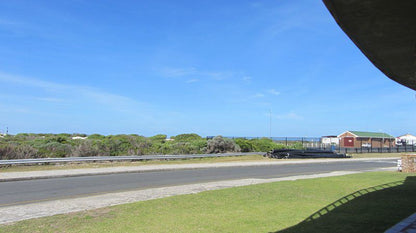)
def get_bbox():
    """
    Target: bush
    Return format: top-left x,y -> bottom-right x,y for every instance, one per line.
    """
36,142 -> 72,157
150,134 -> 167,143
206,136 -> 241,153
88,134 -> 106,140
172,133 -> 202,142
250,138 -> 278,152
234,138 -> 254,152
290,142 -> 304,150
71,140 -> 109,157
0,144 -> 39,159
